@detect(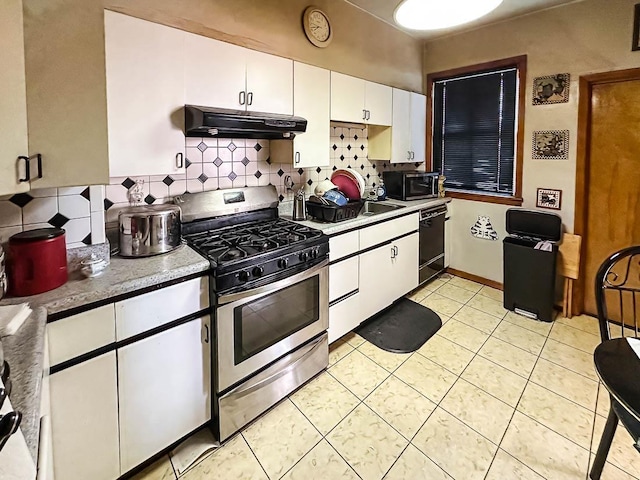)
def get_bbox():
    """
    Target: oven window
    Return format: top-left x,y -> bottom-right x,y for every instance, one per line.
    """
233,276 -> 320,364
